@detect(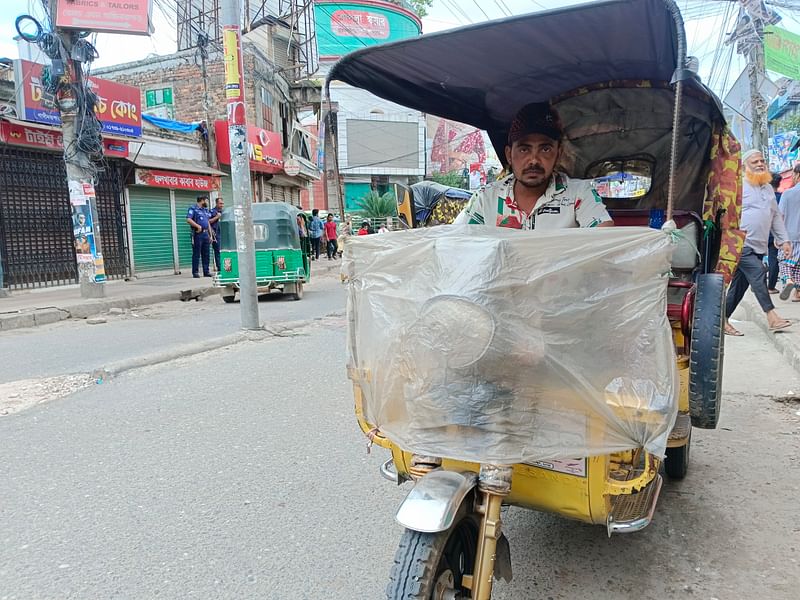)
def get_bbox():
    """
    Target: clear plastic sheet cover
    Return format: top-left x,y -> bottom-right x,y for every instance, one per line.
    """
344,225 -> 679,464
